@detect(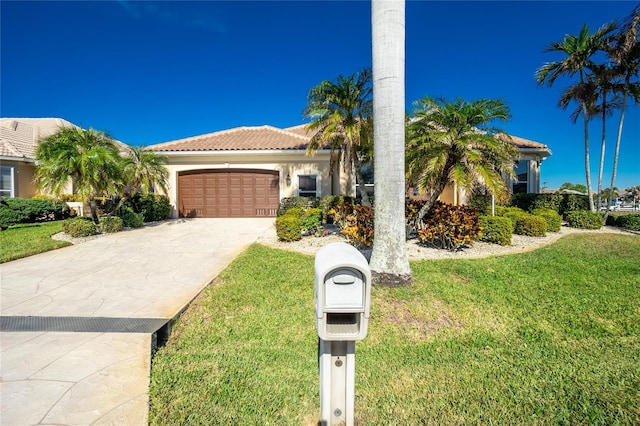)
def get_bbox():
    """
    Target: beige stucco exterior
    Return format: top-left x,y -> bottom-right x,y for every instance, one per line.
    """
1,159 -> 37,198
158,149 -> 354,218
